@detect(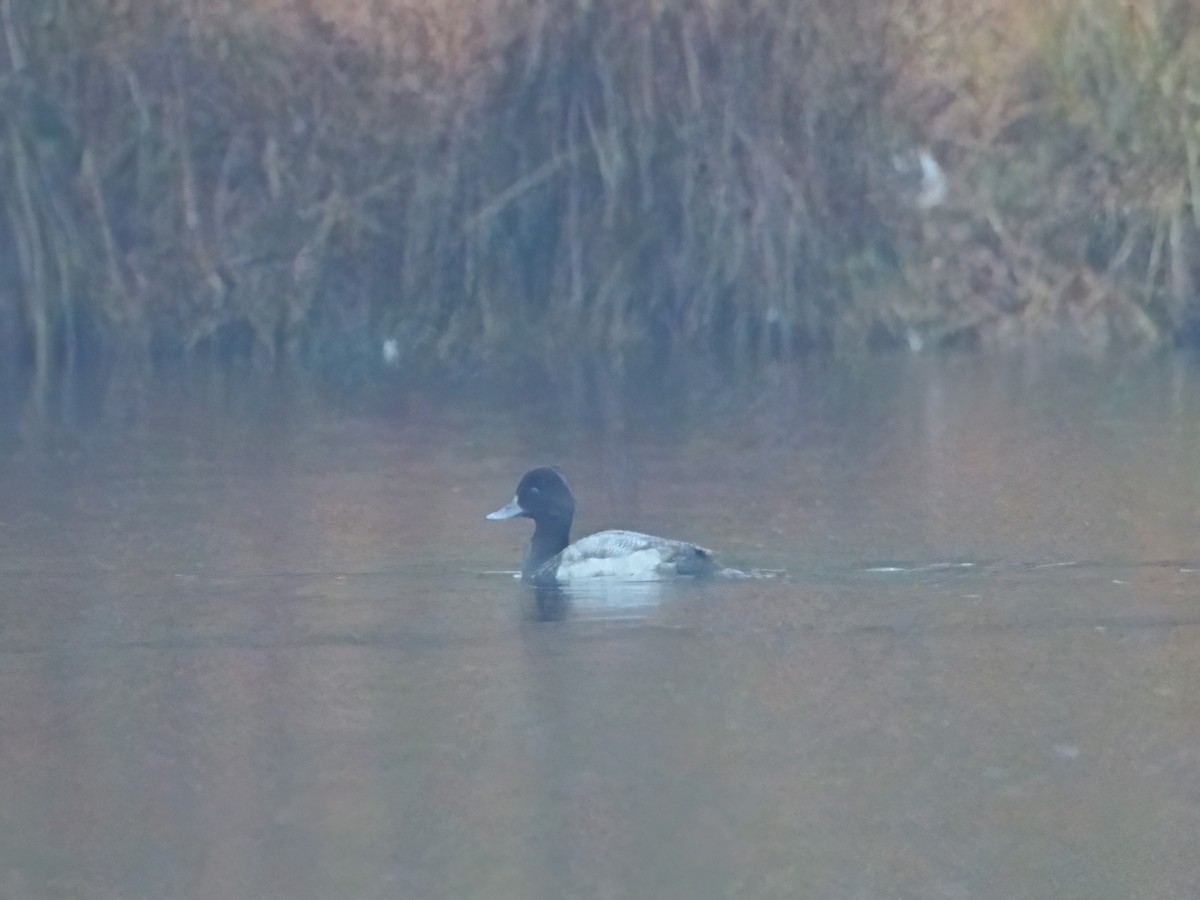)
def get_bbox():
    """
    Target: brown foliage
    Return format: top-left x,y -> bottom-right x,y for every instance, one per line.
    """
1,0 -> 1198,378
